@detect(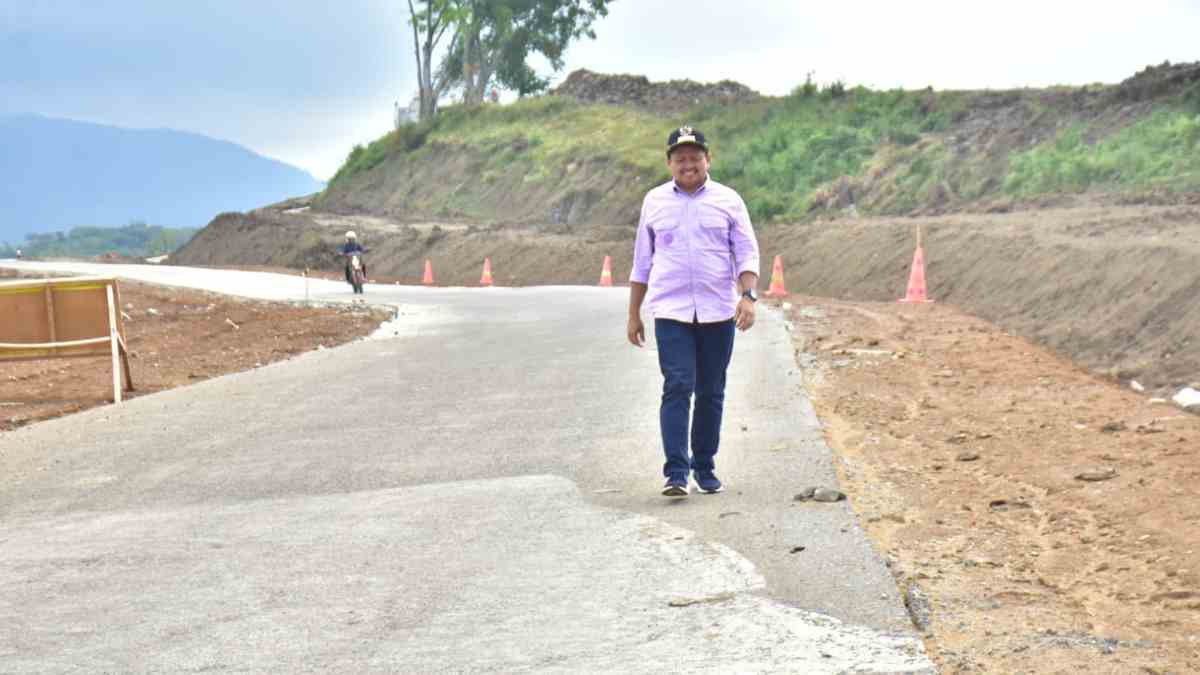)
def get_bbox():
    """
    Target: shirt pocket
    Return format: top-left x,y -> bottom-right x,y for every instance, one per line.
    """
649,215 -> 682,253
697,215 -> 731,251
